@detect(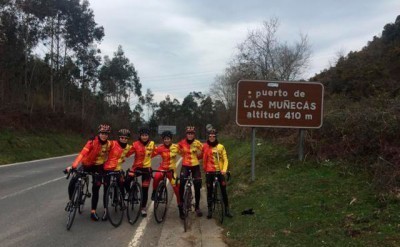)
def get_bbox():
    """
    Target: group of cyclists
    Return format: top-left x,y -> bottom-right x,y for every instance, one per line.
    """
66,124 -> 233,223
